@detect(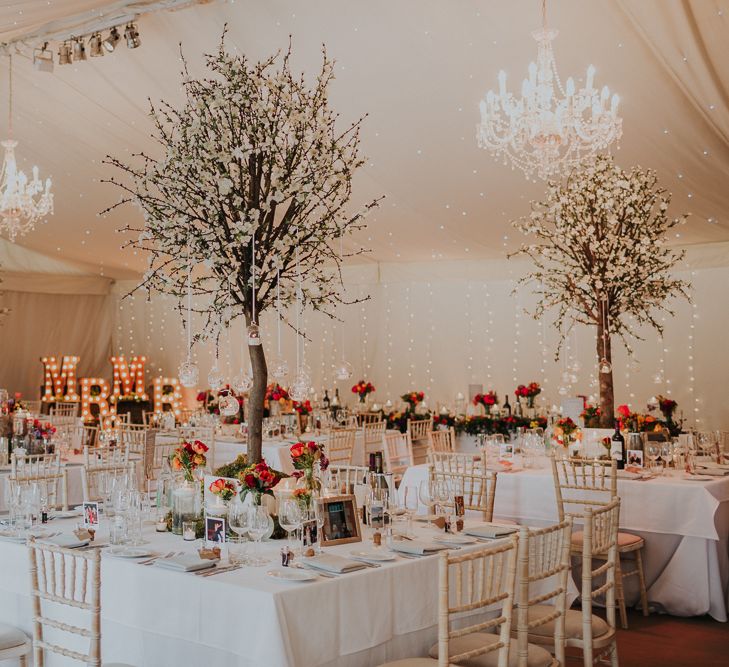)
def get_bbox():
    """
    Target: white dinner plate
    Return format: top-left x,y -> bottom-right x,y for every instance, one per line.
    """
682,474 -> 714,481
107,547 -> 154,559
350,550 -> 397,562
433,534 -> 477,546
266,569 -> 317,582
51,509 -> 82,519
